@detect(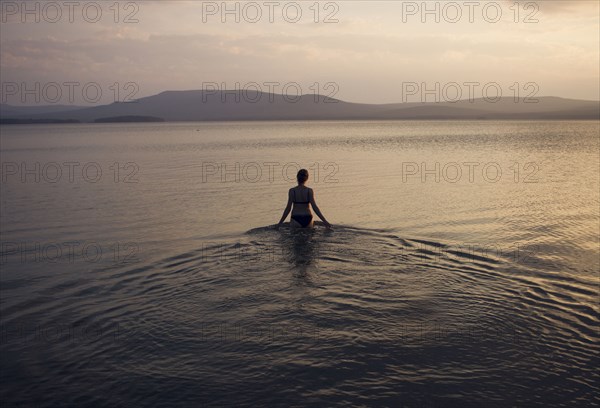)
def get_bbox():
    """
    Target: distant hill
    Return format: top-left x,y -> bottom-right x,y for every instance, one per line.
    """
0,104 -> 87,117
1,91 -> 598,122
0,118 -> 80,124
94,115 -> 165,123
